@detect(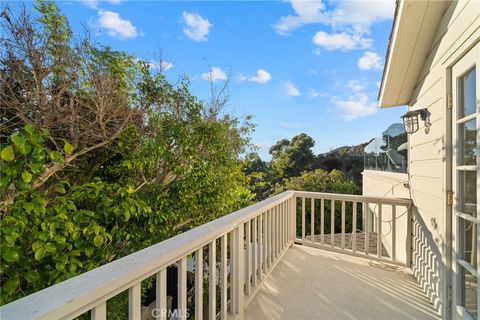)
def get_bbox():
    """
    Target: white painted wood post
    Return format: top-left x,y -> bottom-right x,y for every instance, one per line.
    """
208,241 -> 216,320
128,283 -> 141,320
259,213 -> 264,280
245,220 -> 251,296
391,205 -> 396,262
233,224 -> 244,317
156,269 -> 167,320
291,197 -> 296,243
406,205 -> 413,268
220,235 -> 228,320
364,202 -> 369,255
229,232 -> 235,315
377,204 -> 382,258
91,302 -> 106,320
266,209 -> 271,269
178,257 -> 187,320
273,206 -> 277,259
311,198 -> 315,243
321,199 -> 325,246
253,217 -> 258,287
331,200 -> 335,248
352,202 -> 357,252
301,198 -> 306,242
195,249 -> 203,320
341,201 -> 346,250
